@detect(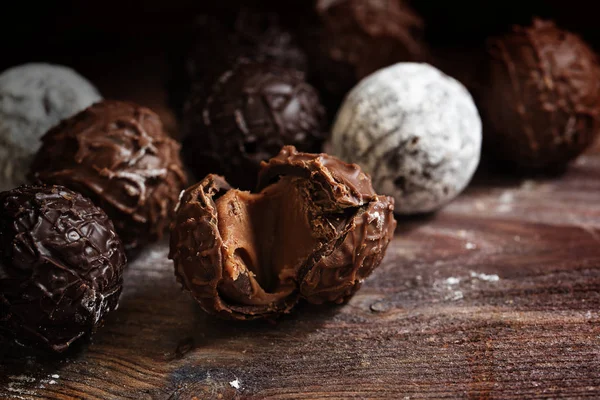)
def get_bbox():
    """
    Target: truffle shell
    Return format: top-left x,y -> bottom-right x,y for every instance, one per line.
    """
0,185 -> 126,352
481,19 -> 600,170
169,146 -> 396,320
30,100 -> 187,252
